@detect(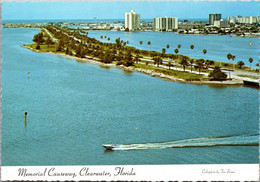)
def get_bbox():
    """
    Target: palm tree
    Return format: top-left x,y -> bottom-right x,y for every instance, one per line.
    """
203,49 -> 207,56
166,44 -> 170,49
115,37 -> 121,45
161,48 -> 166,60
180,56 -> 189,72
100,36 -> 103,39
237,61 -> 245,69
147,41 -> 151,46
107,37 -> 110,41
205,60 -> 211,69
227,53 -> 232,63
167,60 -> 173,69
174,48 -> 179,55
190,45 -> 194,51
123,51 -> 134,67
195,59 -> 205,74
46,36 -> 53,47
178,44 -> 181,49
162,48 -> 166,55
190,44 -> 194,57
139,41 -> 143,45
127,41 -> 129,44
232,55 -> 236,70
153,56 -> 162,67
190,59 -> 194,72
134,55 -> 141,64
249,57 -> 253,70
